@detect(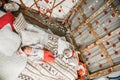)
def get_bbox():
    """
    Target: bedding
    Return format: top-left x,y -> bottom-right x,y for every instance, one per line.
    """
0,24 -> 21,56
19,57 -> 78,80
14,13 -> 27,33
19,23 -> 79,80
20,30 -> 46,46
0,10 -> 27,80
0,53 -> 27,80
22,23 -> 74,56
0,10 -> 80,80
